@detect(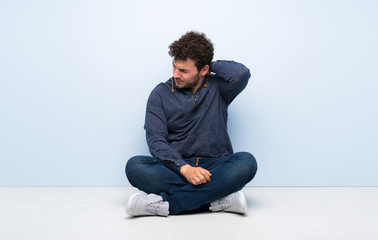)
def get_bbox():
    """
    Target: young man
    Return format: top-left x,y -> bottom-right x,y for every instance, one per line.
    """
125,31 -> 257,216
